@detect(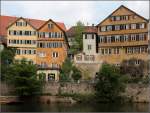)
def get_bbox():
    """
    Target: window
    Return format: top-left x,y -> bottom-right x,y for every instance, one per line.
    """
122,15 -> 129,20
114,48 -> 119,54
87,34 -> 92,39
107,36 -> 111,43
92,34 -> 94,39
124,35 -> 128,41
88,45 -> 92,50
139,23 -> 145,29
45,32 -> 49,38
131,24 -> 136,29
101,49 -> 104,55
115,25 -> 120,30
38,52 -> 46,57
126,24 -> 129,29
116,16 -> 120,21
84,34 -> 87,39
99,36 -> 104,43
135,60 -> 140,65
139,33 -> 145,41
16,49 -> 20,55
48,73 -> 55,81
52,52 -> 58,58
105,49 -> 108,54
101,26 -> 106,32
131,34 -> 136,41
107,25 -> 112,31
76,55 -> 82,61
108,48 -> 111,54
48,24 -> 53,29
115,35 -> 120,42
